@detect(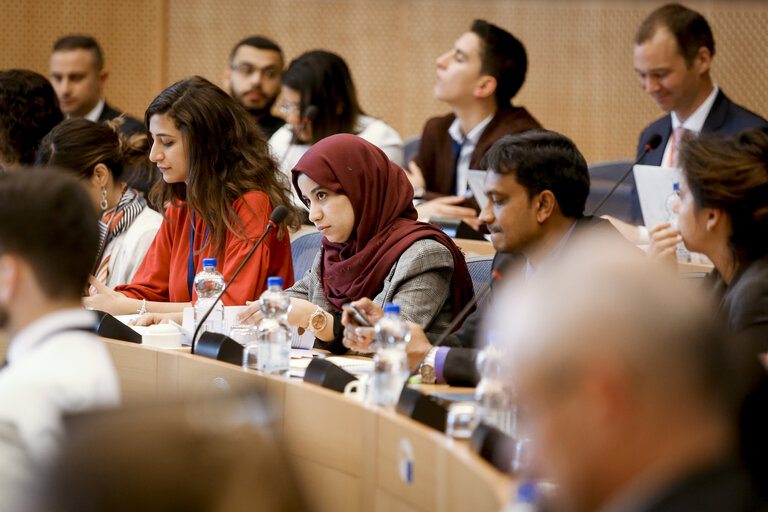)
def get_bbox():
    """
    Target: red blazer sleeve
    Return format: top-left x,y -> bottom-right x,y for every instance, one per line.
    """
116,192 -> 294,305
216,191 -> 294,306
